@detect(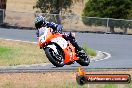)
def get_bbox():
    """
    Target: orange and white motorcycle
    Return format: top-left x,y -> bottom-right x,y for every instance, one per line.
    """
38,27 -> 90,67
